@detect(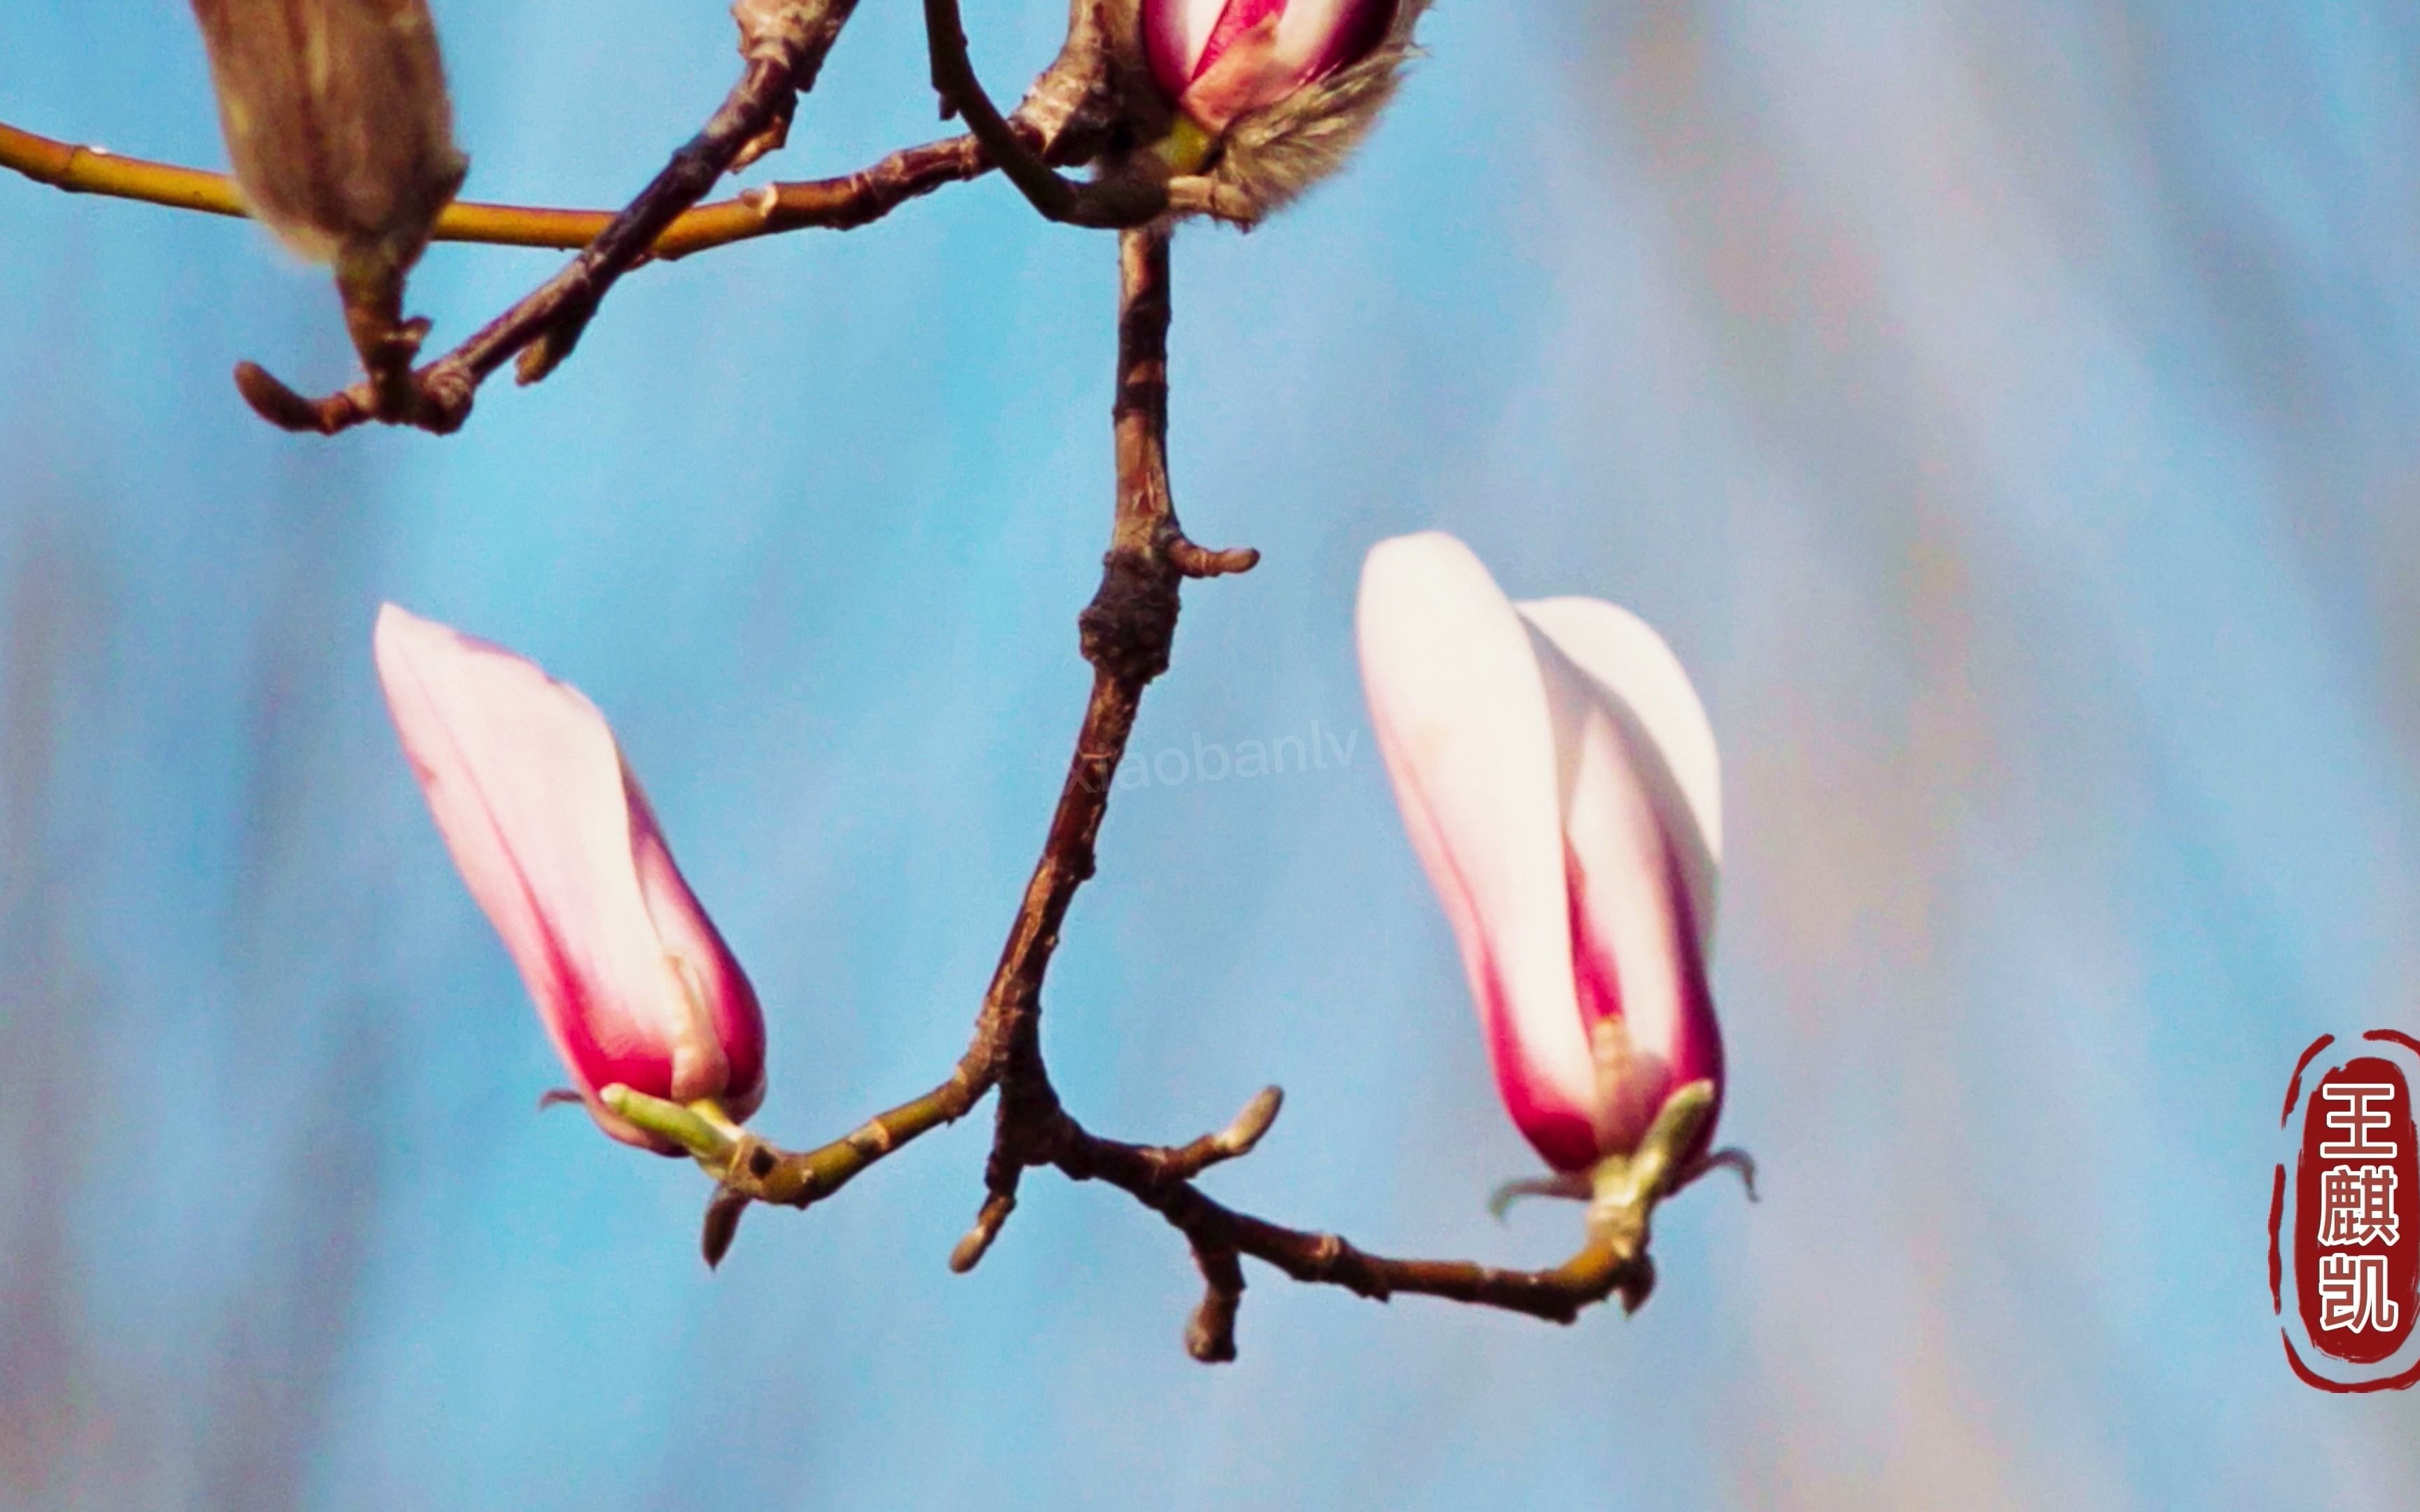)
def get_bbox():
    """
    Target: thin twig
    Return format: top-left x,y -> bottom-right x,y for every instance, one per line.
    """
709,225 -> 1652,1363
228,0 -> 865,434
1057,1110 -> 1655,1361
713,225 -> 1253,1224
919,0 -> 1172,228
4,0 -> 1164,435
0,119 -> 991,257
